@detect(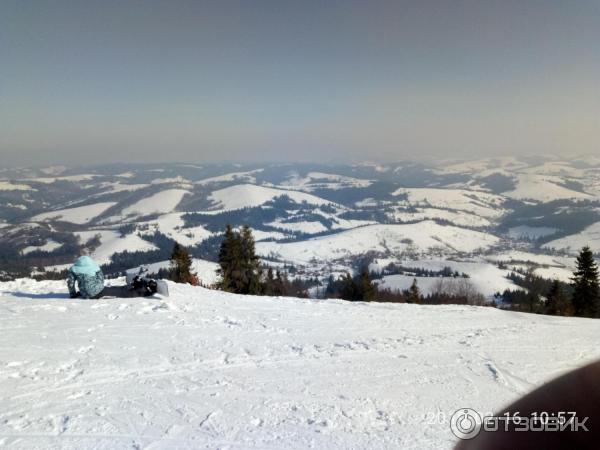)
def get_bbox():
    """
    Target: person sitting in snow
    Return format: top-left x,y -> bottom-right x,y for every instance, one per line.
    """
67,256 -> 105,299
